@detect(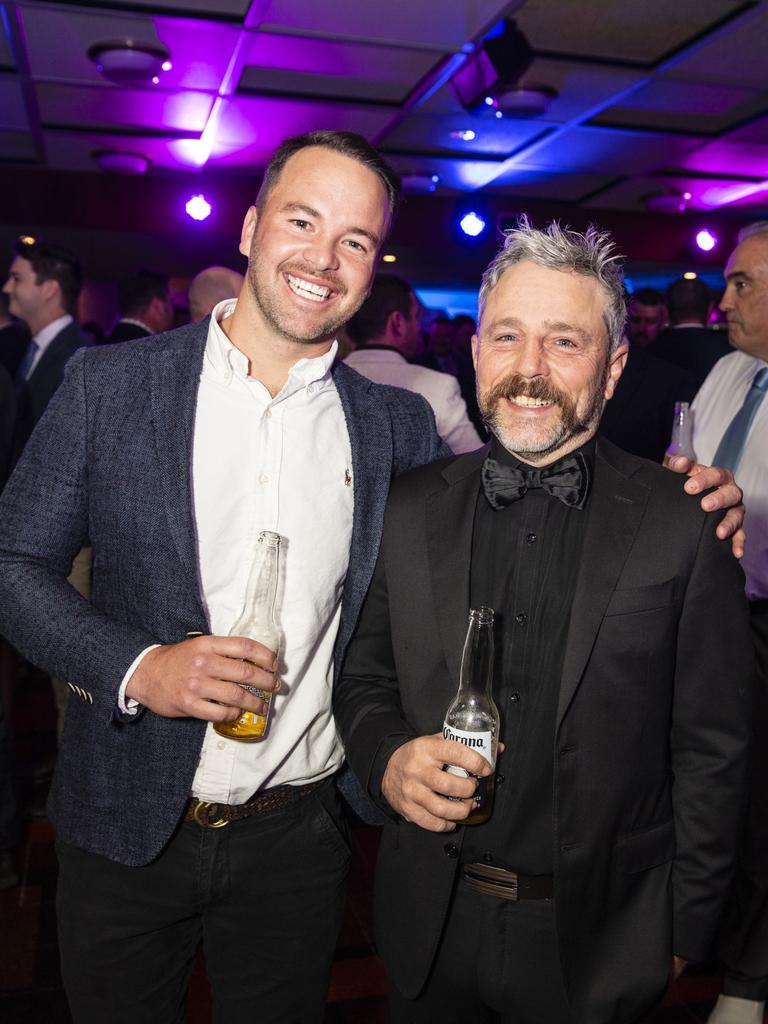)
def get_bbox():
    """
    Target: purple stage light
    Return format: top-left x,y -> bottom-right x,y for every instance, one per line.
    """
185,194 -> 212,221
161,61 -> 173,72
695,229 -> 717,252
459,211 -> 486,237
